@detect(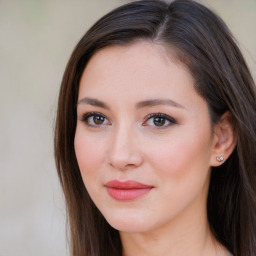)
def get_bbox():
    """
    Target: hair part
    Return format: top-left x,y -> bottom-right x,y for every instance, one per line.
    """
55,1 -> 256,255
